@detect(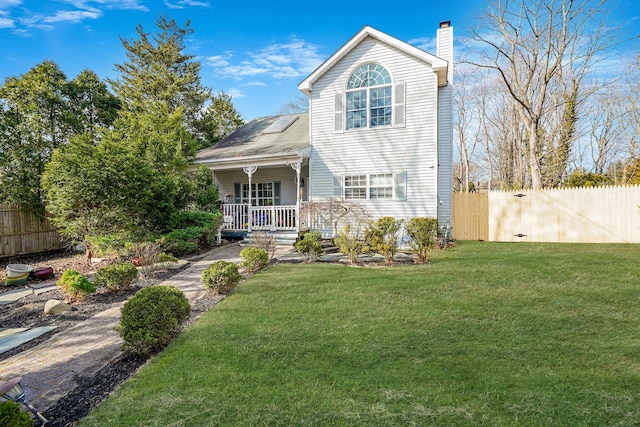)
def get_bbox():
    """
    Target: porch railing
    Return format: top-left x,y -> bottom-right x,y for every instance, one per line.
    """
222,204 -> 297,231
